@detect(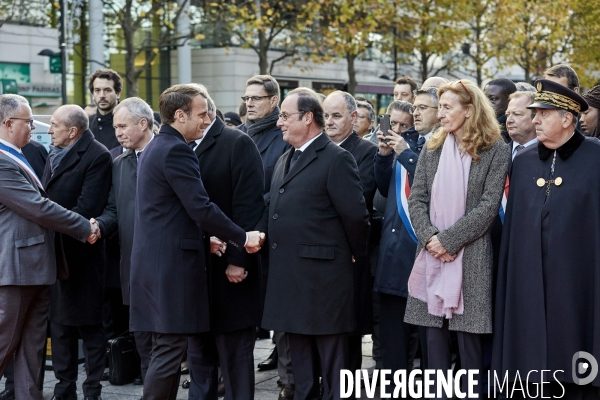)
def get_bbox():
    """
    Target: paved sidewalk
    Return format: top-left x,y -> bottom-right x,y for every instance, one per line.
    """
2,335 -> 377,399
